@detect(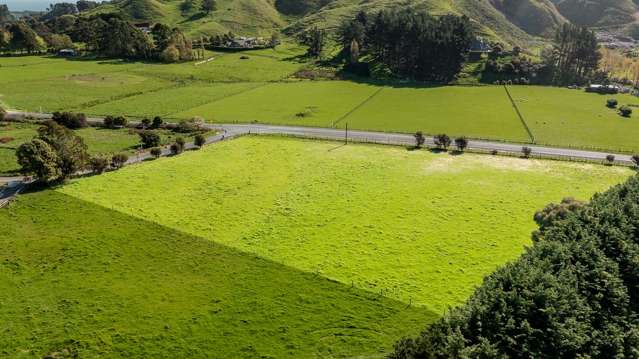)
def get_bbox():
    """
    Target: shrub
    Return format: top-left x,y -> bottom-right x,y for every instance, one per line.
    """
491,149 -> 498,155
151,116 -> 163,129
619,105 -> 632,117
606,154 -> 615,164
138,130 -> 161,149
433,134 -> 451,149
174,118 -> 203,133
175,137 -> 186,148
0,107 -> 5,121
103,115 -> 114,128
104,115 -> 128,129
607,98 -> 618,108
141,118 -> 151,128
170,142 -> 183,155
111,153 -> 128,168
632,155 -> 639,167
194,134 -> 206,148
113,116 -> 127,127
52,111 -> 88,129
522,146 -> 532,158
150,147 -> 162,158
89,156 -> 109,174
454,137 -> 468,152
414,131 -> 425,148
